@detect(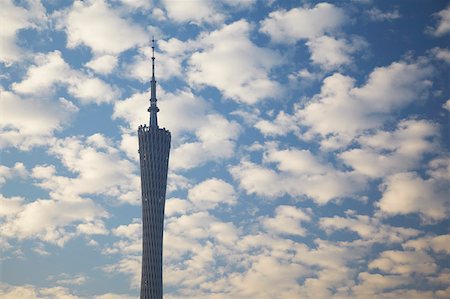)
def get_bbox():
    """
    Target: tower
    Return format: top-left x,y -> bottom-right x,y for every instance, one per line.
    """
138,39 -> 171,299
